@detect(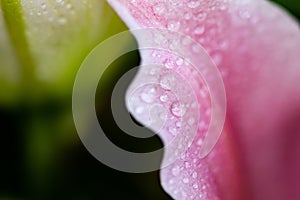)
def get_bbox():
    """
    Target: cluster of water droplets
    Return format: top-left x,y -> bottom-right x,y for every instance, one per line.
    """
162,155 -> 220,200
